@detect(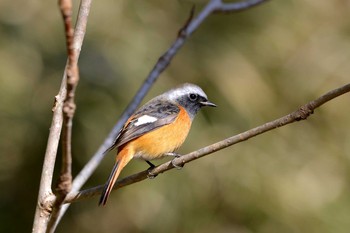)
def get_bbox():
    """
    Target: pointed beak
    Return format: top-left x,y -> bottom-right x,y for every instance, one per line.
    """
200,100 -> 217,107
